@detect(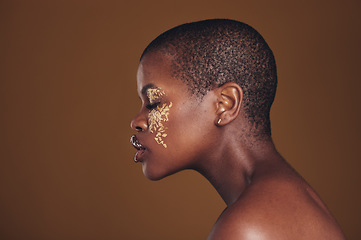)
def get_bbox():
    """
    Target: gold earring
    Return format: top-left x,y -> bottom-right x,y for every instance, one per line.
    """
217,119 -> 221,124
